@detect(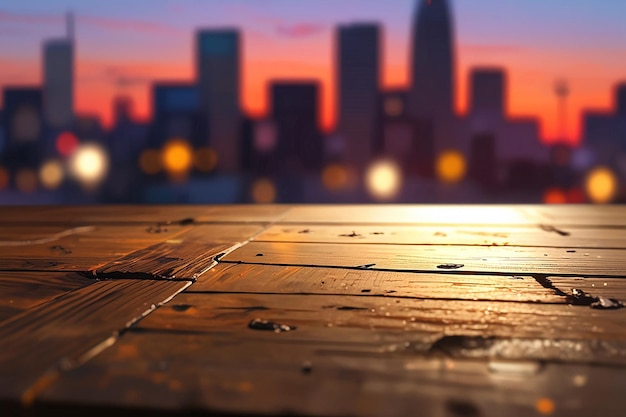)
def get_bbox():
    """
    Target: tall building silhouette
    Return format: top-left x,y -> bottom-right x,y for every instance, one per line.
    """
2,87 -> 43,169
196,29 -> 241,172
336,23 -> 381,168
469,68 -> 505,121
150,82 -> 202,148
408,0 -> 457,154
271,82 -> 322,173
43,13 -> 74,130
